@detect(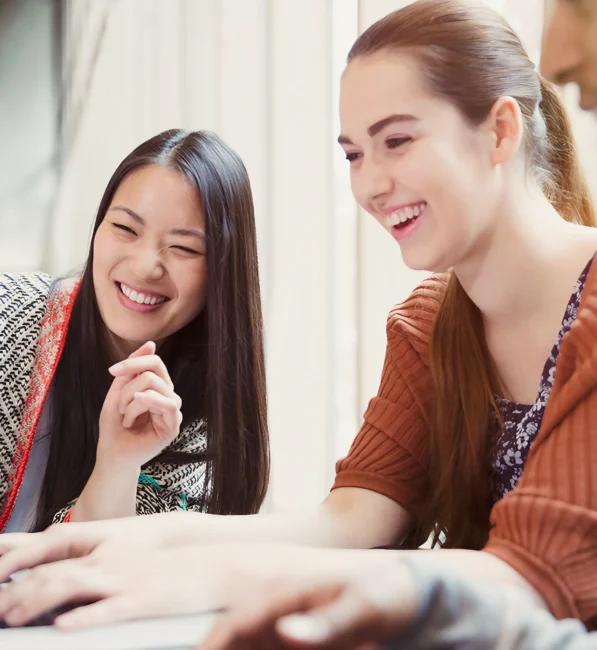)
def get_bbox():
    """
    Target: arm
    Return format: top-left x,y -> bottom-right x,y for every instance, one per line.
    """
0,304 -> 424,566
200,556 -> 588,650
479,302 -> 597,626
58,419 -> 211,524
63,460 -> 139,522
142,486 -> 412,549
60,342 -> 186,524
483,389 -> 597,623
388,558 -> 591,650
